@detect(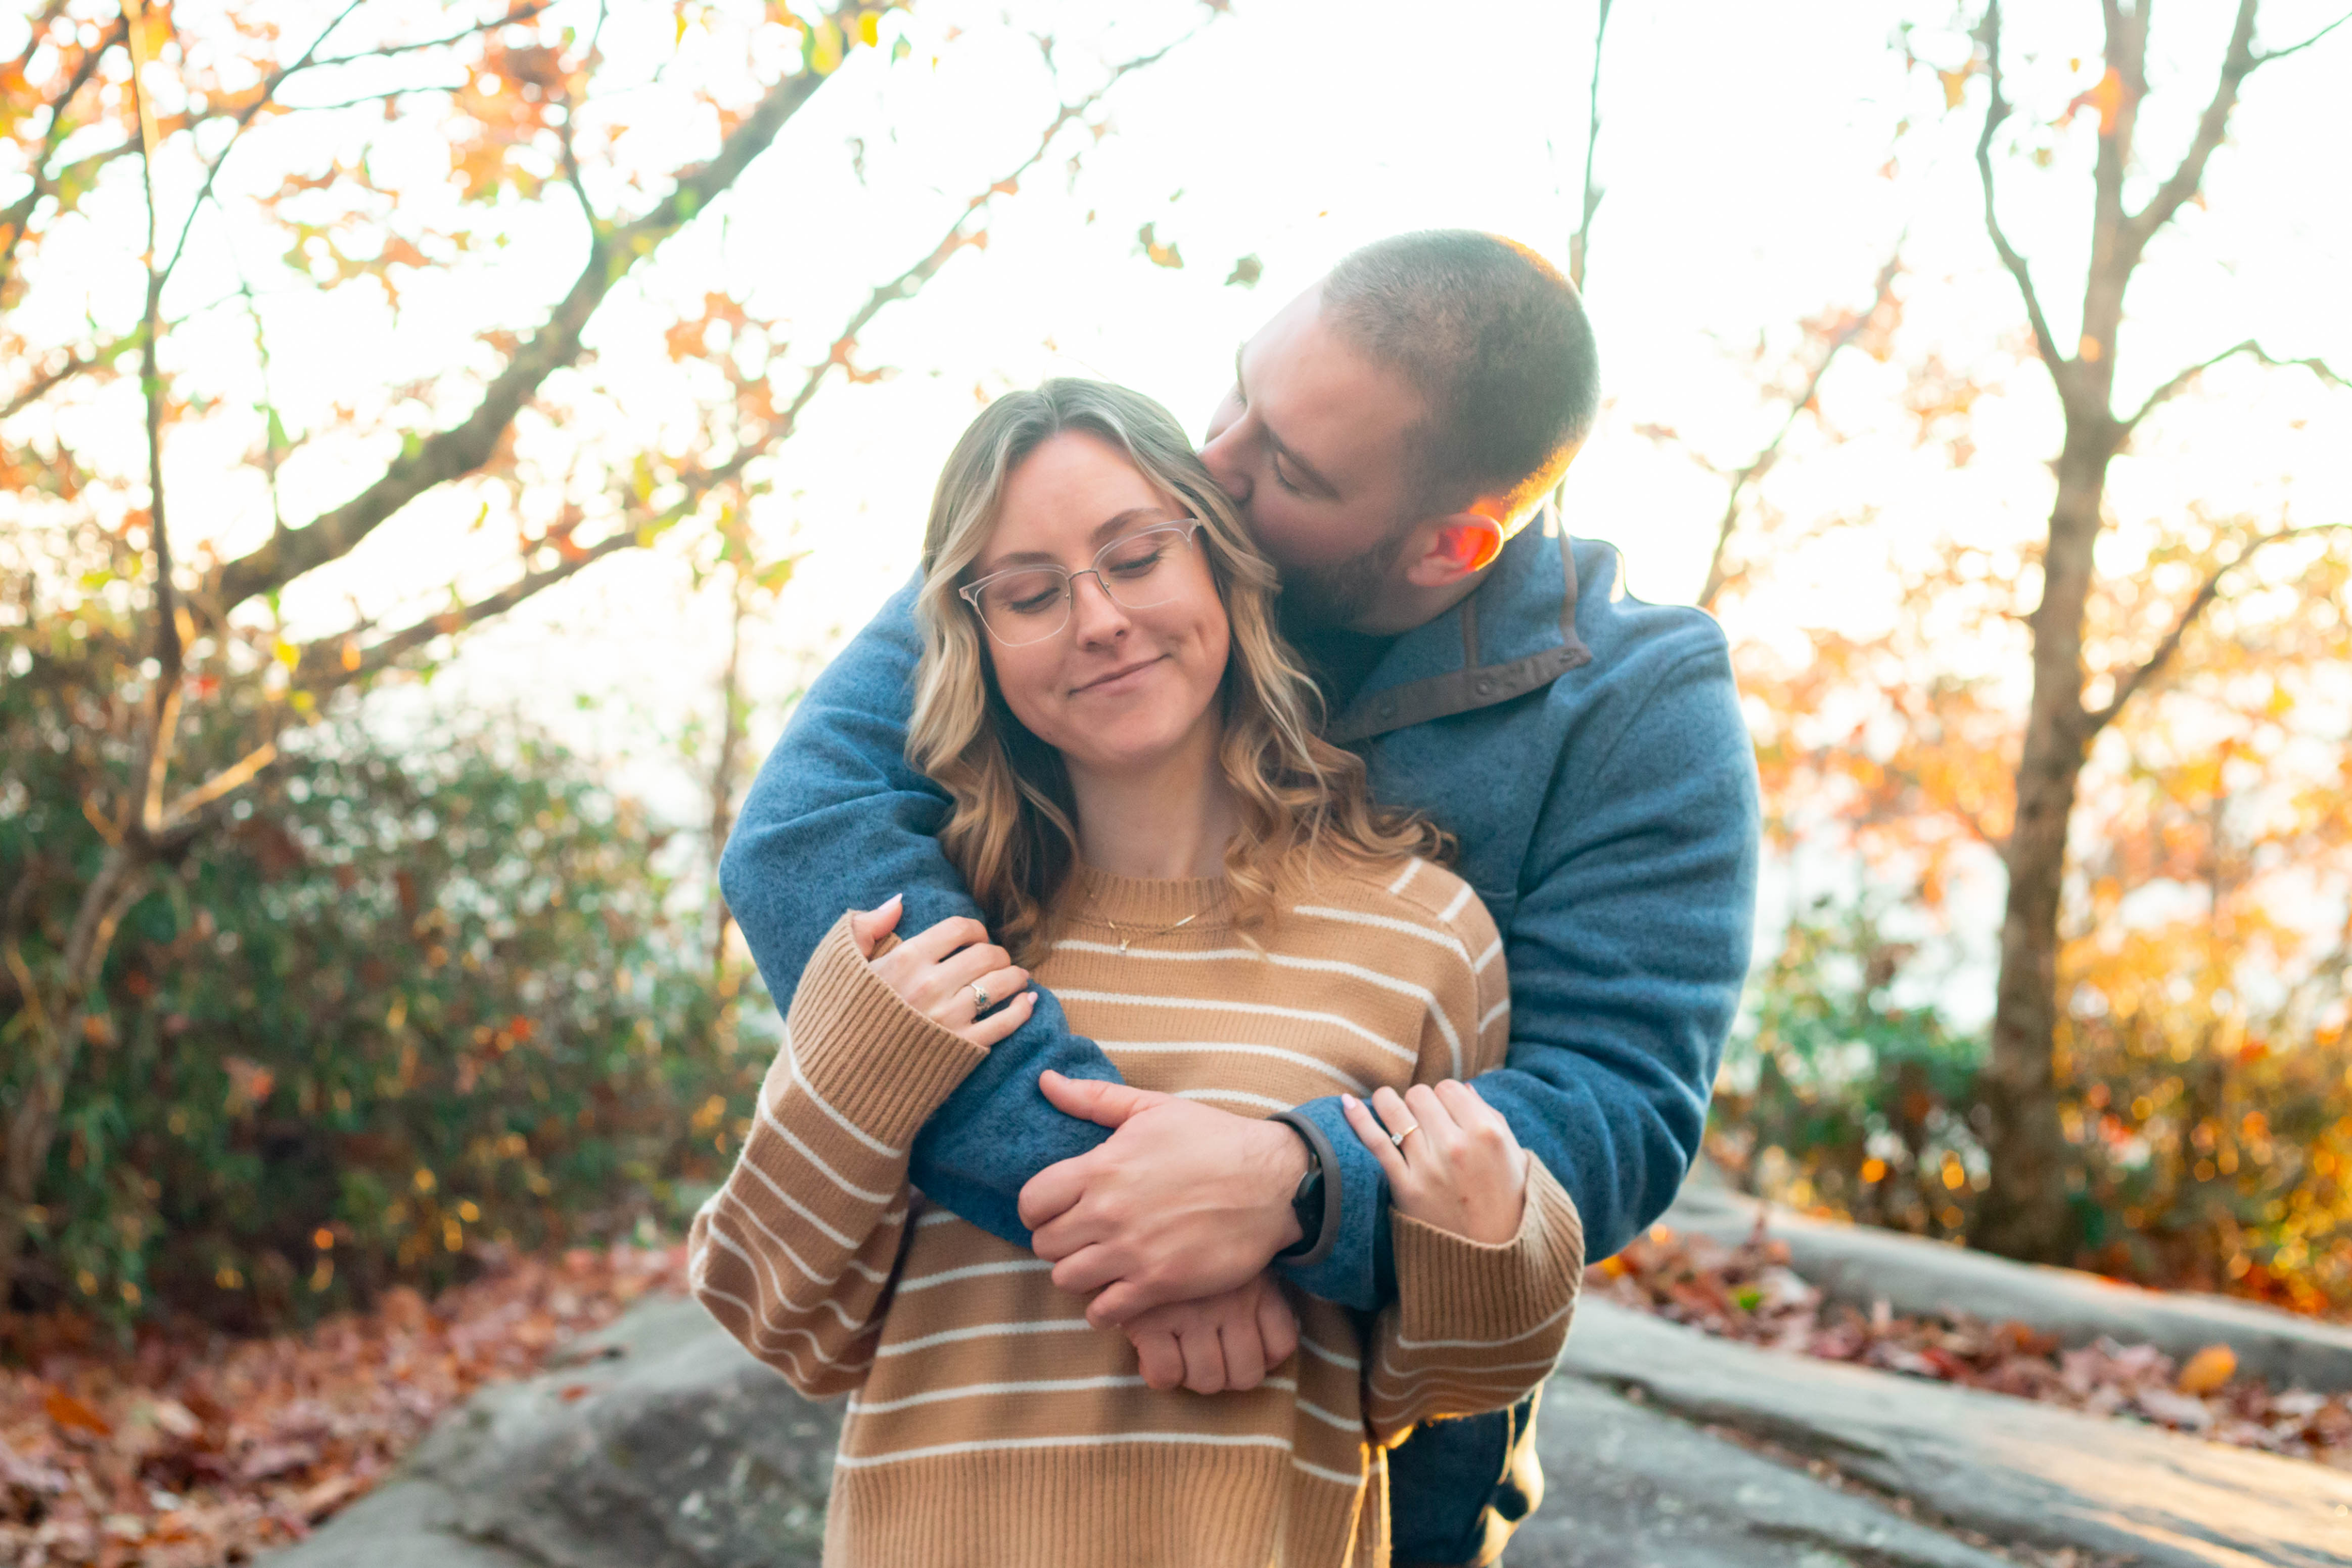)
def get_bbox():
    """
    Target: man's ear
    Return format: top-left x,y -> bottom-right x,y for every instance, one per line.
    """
1401,509 -> 1504,590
